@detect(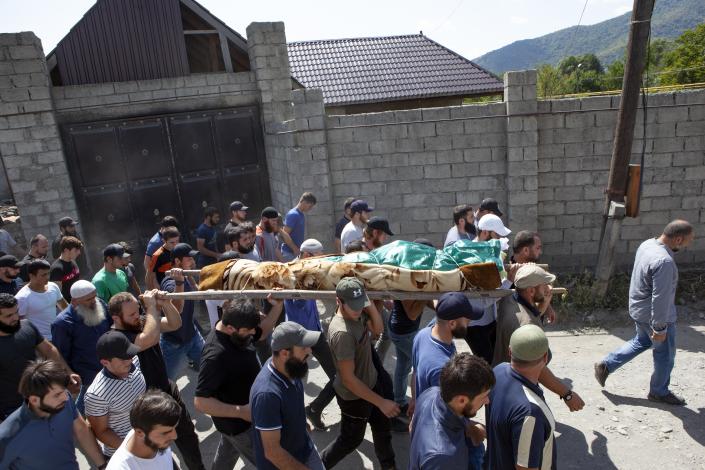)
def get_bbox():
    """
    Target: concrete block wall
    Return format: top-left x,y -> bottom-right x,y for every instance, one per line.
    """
0,32 -> 76,243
